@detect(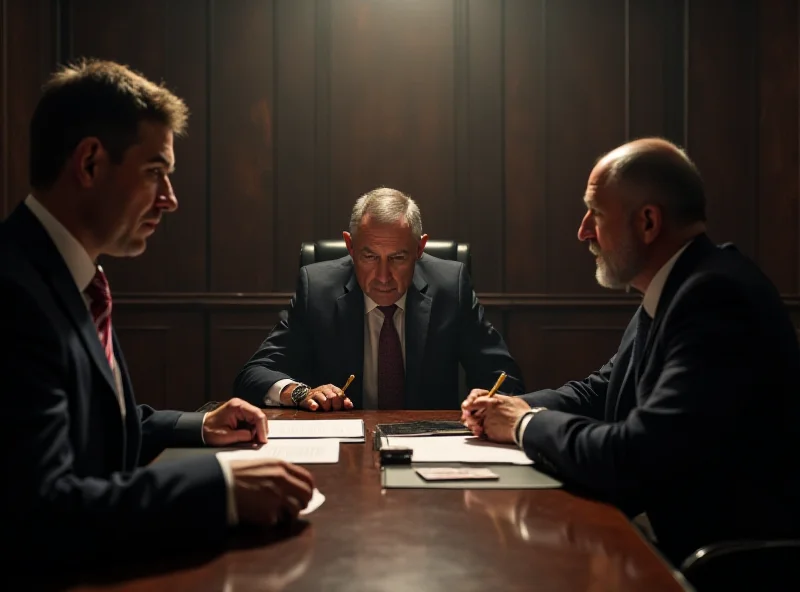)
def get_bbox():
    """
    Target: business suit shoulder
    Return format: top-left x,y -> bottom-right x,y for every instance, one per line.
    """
0,236 -> 70,343
301,256 -> 356,296
416,253 -> 464,278
669,243 -> 787,317
414,254 -> 465,298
